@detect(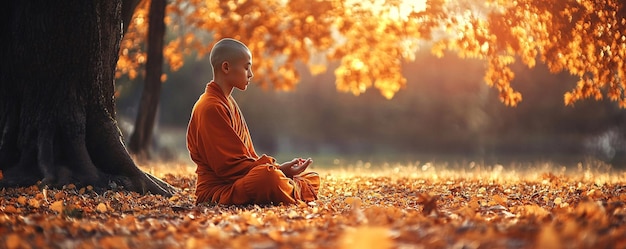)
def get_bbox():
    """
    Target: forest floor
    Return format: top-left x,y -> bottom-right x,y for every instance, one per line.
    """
1,160 -> 626,249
